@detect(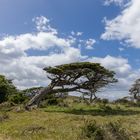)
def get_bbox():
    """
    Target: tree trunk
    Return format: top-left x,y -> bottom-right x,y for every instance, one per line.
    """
89,92 -> 97,104
25,84 -> 80,110
89,93 -> 93,103
134,93 -> 140,101
25,84 -> 53,110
